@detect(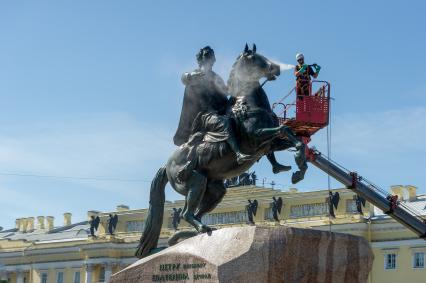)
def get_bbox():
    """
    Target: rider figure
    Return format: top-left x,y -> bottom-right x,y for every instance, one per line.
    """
173,47 -> 252,181
294,53 -> 321,97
